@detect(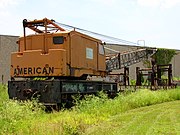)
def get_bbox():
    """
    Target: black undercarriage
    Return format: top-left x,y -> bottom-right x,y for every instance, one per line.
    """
8,79 -> 117,109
